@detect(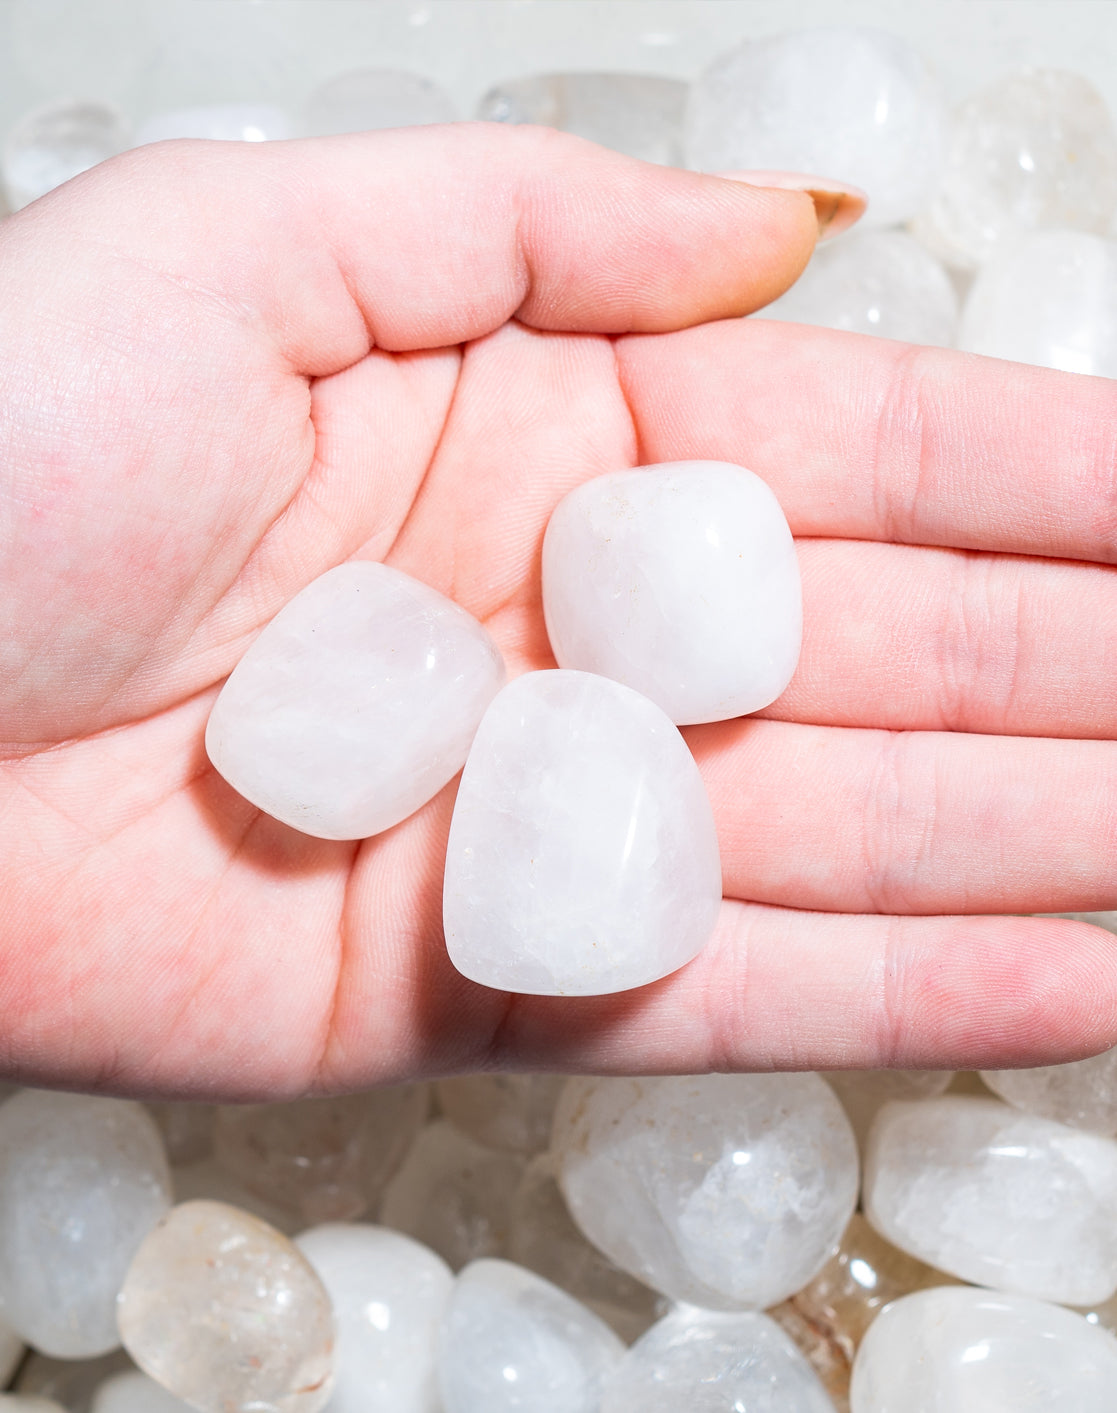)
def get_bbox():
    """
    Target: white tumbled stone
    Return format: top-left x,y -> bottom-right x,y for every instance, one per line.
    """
0,1091 -> 171,1358
302,69 -> 456,136
133,104 -> 293,144
91,1371 -> 194,1413
206,562 -> 505,840
436,1259 -> 624,1413
437,1074 -> 566,1155
3,99 -> 130,210
443,670 -> 721,995
543,463 -> 800,725
601,1305 -> 835,1413
686,28 -> 945,227
850,1286 -> 1117,1412
296,1224 -> 452,1413
983,1048 -> 1117,1135
553,1074 -> 859,1311
864,1095 -> 1117,1304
